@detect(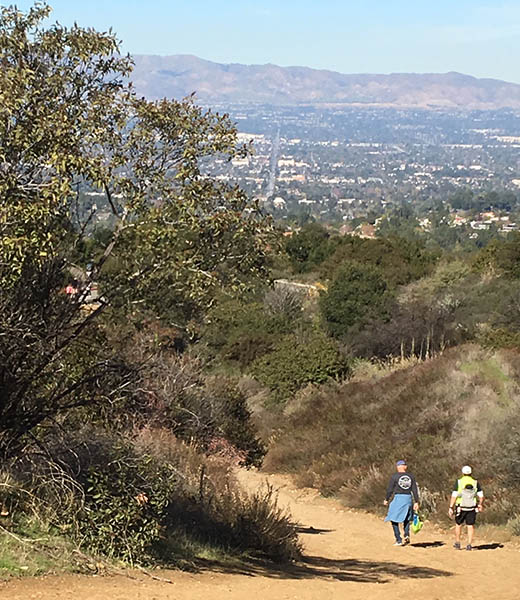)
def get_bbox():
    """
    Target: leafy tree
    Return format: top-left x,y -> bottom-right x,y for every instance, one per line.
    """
251,331 -> 350,403
376,204 -> 421,241
319,262 -> 391,338
320,236 -> 437,288
473,233 -> 520,279
285,223 -> 331,272
0,3 -> 274,458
